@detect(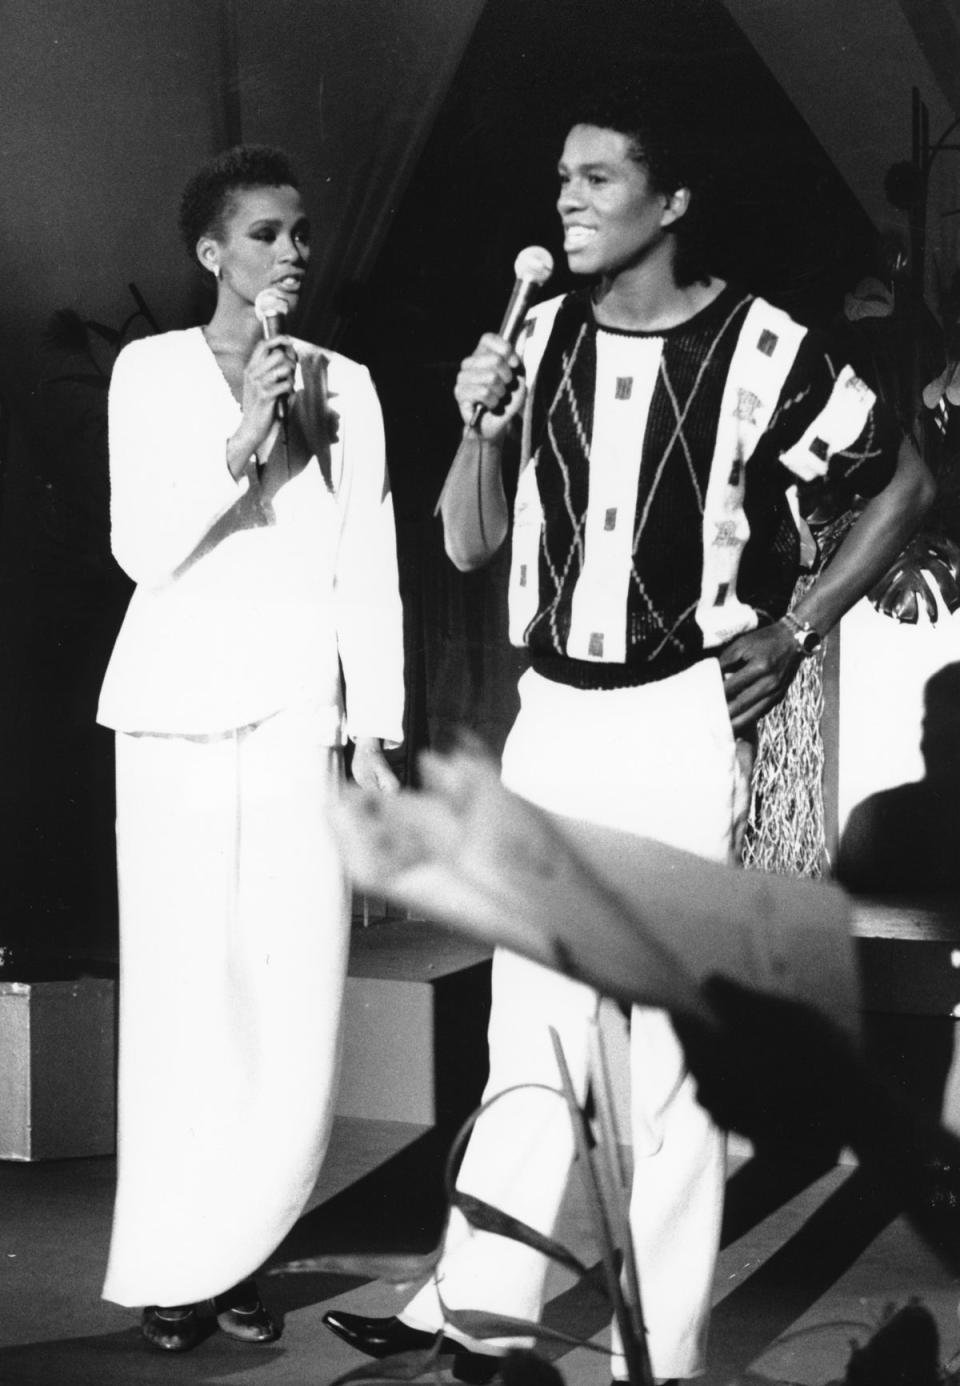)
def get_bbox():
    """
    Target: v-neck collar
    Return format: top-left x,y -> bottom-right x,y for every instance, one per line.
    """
194,326 -> 243,412
193,325 -> 305,411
